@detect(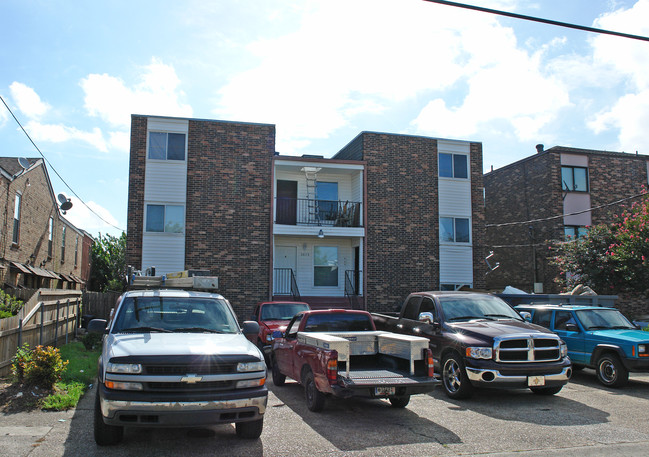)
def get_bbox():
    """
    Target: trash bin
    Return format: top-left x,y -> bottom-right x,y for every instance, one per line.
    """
82,315 -> 95,329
